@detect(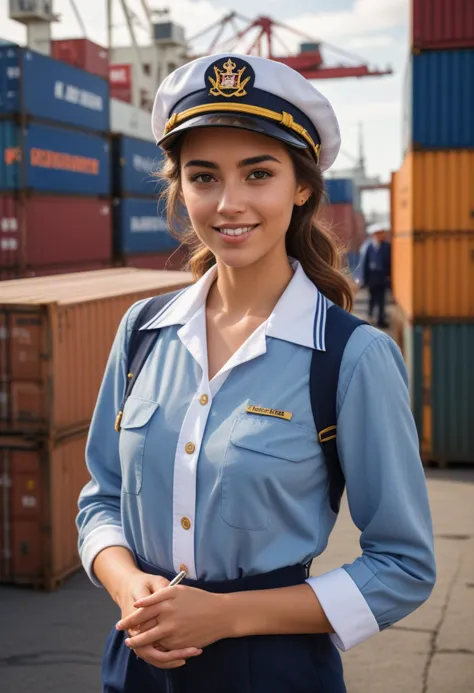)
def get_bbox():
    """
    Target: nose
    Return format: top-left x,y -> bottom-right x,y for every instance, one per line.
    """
216,180 -> 246,216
